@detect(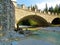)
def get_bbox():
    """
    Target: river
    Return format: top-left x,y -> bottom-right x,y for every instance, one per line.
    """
11,27 -> 60,45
